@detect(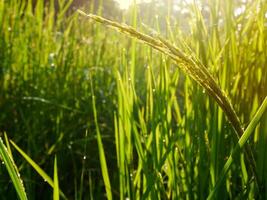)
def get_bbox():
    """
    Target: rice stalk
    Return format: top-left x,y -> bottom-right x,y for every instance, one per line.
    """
77,11 -> 259,187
